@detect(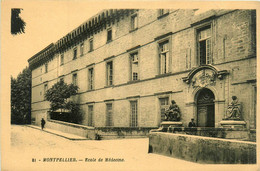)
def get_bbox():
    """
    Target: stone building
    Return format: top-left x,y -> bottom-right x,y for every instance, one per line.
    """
28,9 -> 256,132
